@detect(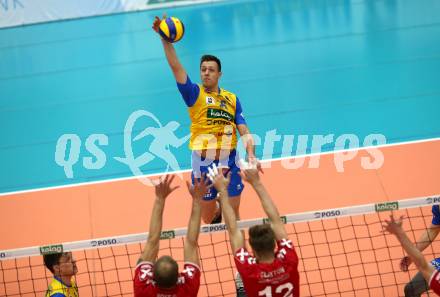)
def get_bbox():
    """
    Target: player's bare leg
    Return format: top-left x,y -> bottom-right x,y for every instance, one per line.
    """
228,195 -> 241,219
201,199 -> 218,224
201,194 -> 242,224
